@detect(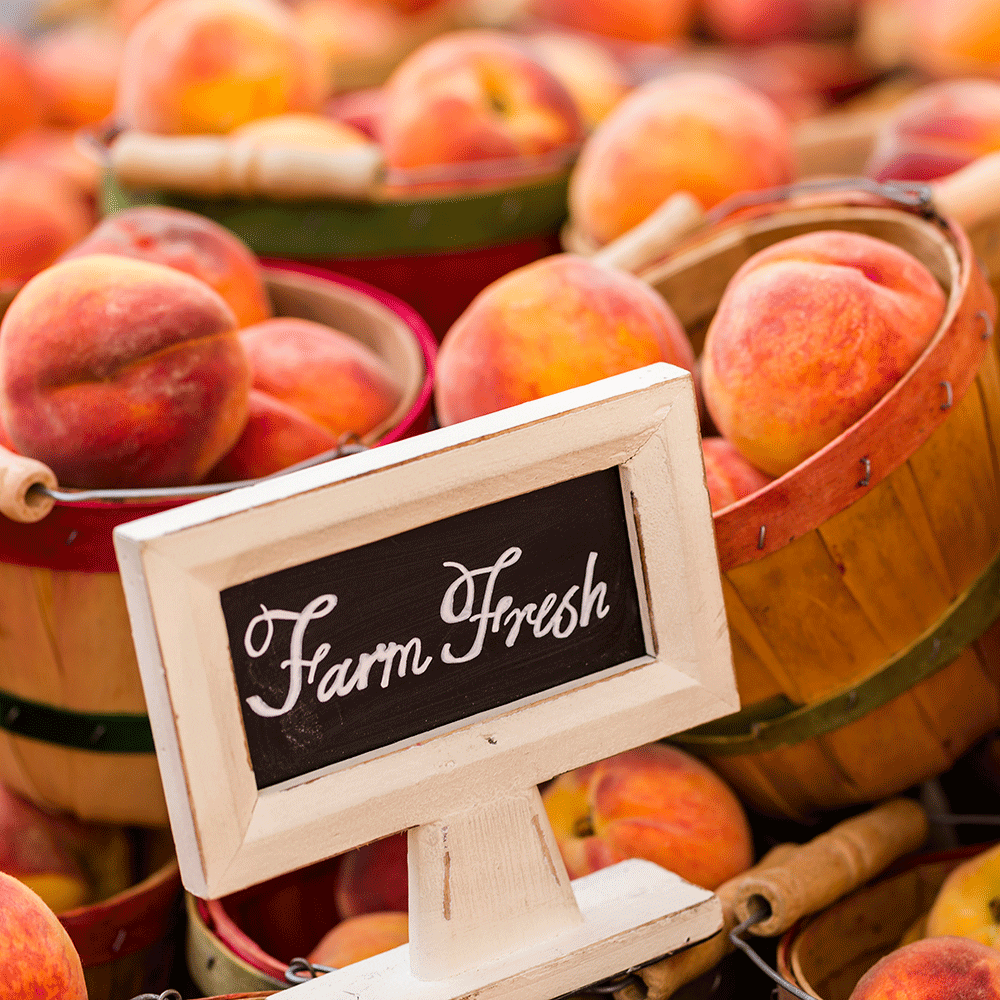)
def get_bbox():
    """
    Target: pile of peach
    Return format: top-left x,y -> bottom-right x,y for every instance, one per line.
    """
0,205 -> 403,488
